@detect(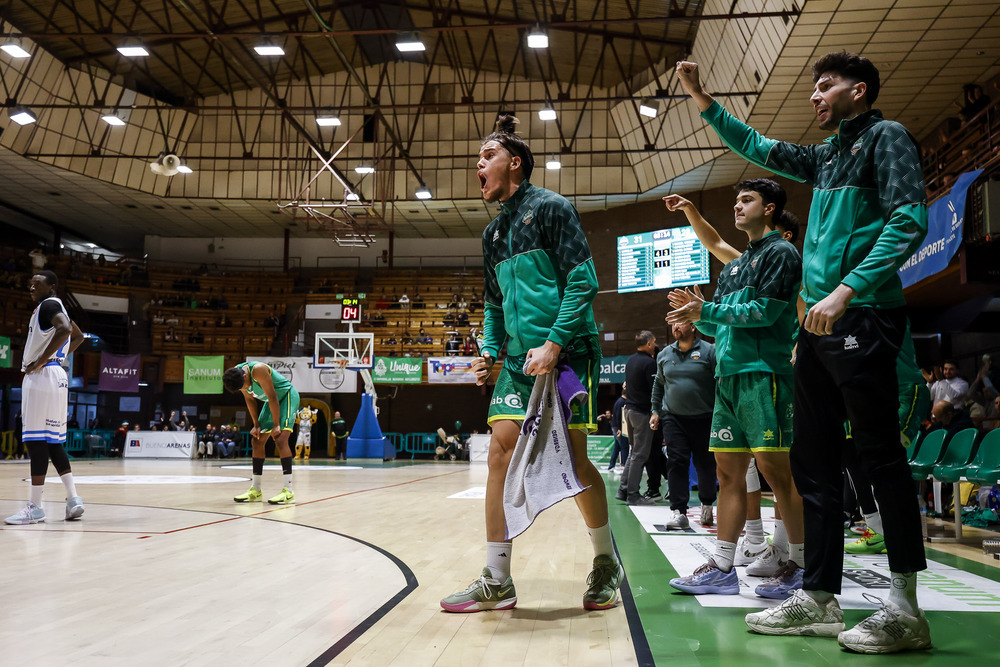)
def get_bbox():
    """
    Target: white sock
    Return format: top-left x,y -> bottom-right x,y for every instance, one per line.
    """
284,473 -> 293,489
30,484 -> 43,506
745,518 -> 765,543
788,542 -> 805,568
804,589 -> 835,604
486,542 -> 512,580
714,540 -> 737,572
864,511 -> 884,535
772,519 -> 788,553
588,521 -> 616,558
888,571 -> 919,615
252,474 -> 262,490
60,472 -> 78,499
